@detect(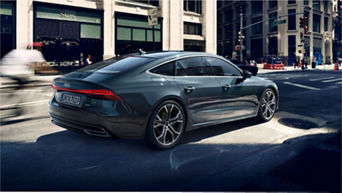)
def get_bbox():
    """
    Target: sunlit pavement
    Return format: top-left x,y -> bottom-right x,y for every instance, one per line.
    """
1,70 -> 341,191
